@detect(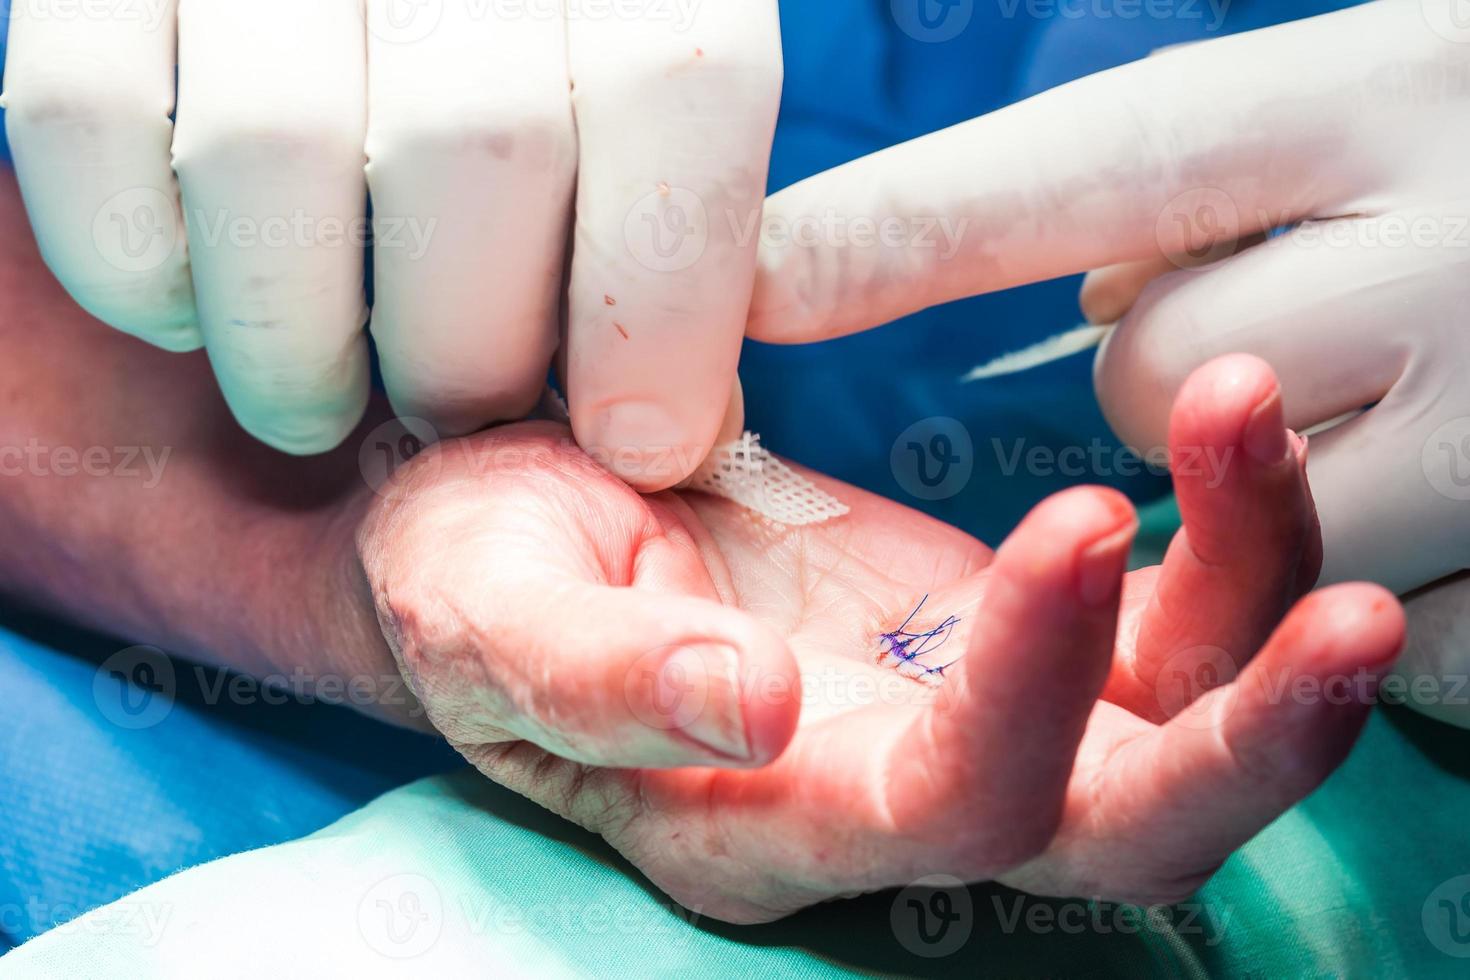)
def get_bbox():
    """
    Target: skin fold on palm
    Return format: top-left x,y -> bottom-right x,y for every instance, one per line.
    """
358,355 -> 1407,926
